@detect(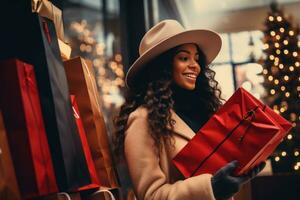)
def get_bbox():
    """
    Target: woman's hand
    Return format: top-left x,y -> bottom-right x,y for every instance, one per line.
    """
211,160 -> 266,200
